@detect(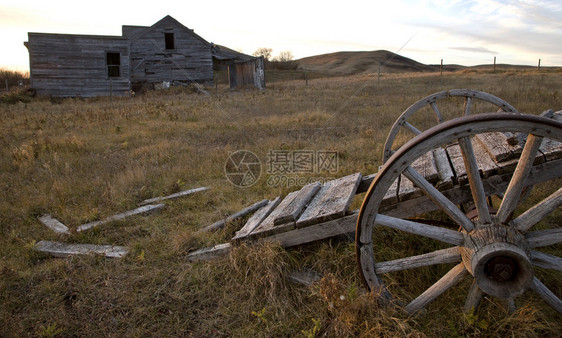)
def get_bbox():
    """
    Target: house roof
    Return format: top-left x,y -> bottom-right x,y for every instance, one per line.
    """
211,44 -> 255,62
128,15 -> 211,47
